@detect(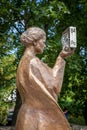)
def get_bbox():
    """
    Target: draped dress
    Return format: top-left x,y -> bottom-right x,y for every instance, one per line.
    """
15,54 -> 71,130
